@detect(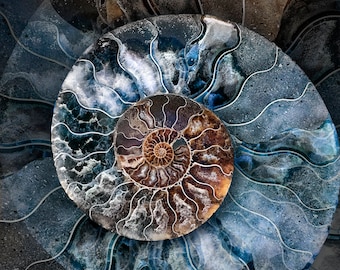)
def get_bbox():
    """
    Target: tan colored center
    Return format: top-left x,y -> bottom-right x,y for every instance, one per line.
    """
154,142 -> 171,158
144,133 -> 175,167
